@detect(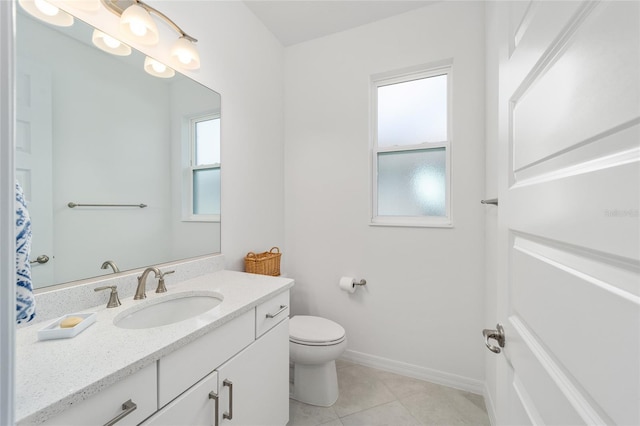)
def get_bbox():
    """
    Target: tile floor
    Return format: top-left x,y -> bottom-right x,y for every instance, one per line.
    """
287,360 -> 491,426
